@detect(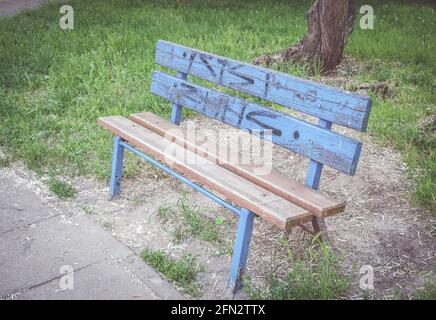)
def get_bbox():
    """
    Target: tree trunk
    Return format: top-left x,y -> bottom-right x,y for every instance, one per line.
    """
300,0 -> 355,72
253,0 -> 356,74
